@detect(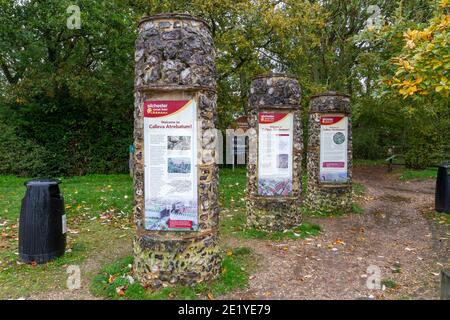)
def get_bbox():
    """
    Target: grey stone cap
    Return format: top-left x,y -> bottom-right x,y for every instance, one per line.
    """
249,74 -> 301,110
309,91 -> 351,114
139,13 -> 211,30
